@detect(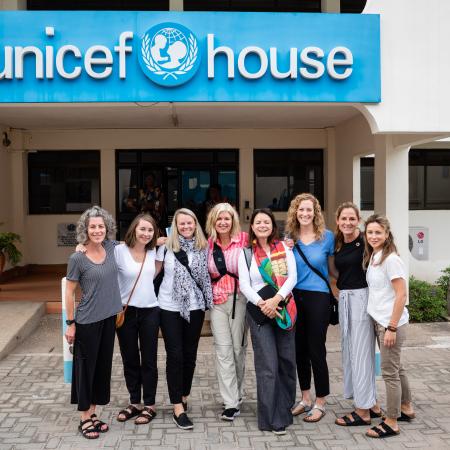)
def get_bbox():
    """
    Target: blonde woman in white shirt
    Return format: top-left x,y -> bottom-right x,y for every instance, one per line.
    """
364,214 -> 415,439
